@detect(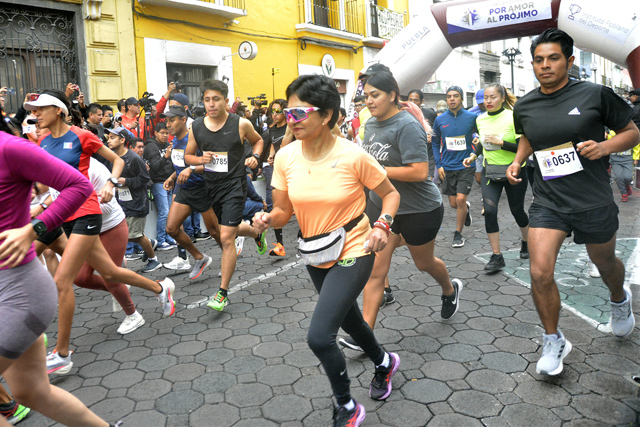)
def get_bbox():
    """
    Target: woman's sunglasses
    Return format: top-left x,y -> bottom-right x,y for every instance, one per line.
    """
283,107 -> 320,123
271,108 -> 283,114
